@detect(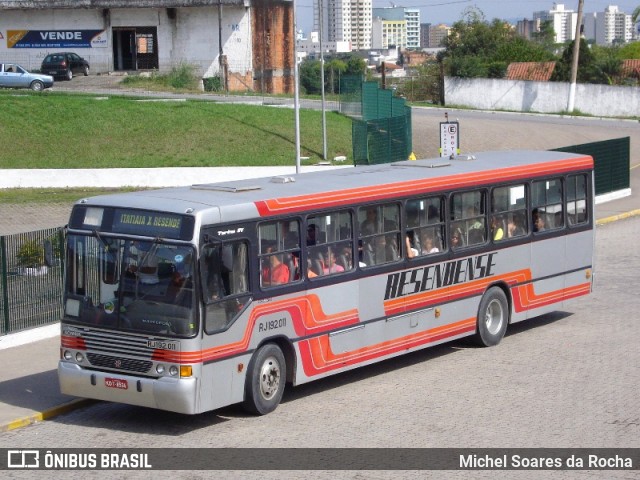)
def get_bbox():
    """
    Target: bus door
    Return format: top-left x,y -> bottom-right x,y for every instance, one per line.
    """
530,178 -> 566,318
304,211 -> 362,355
200,236 -> 252,335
